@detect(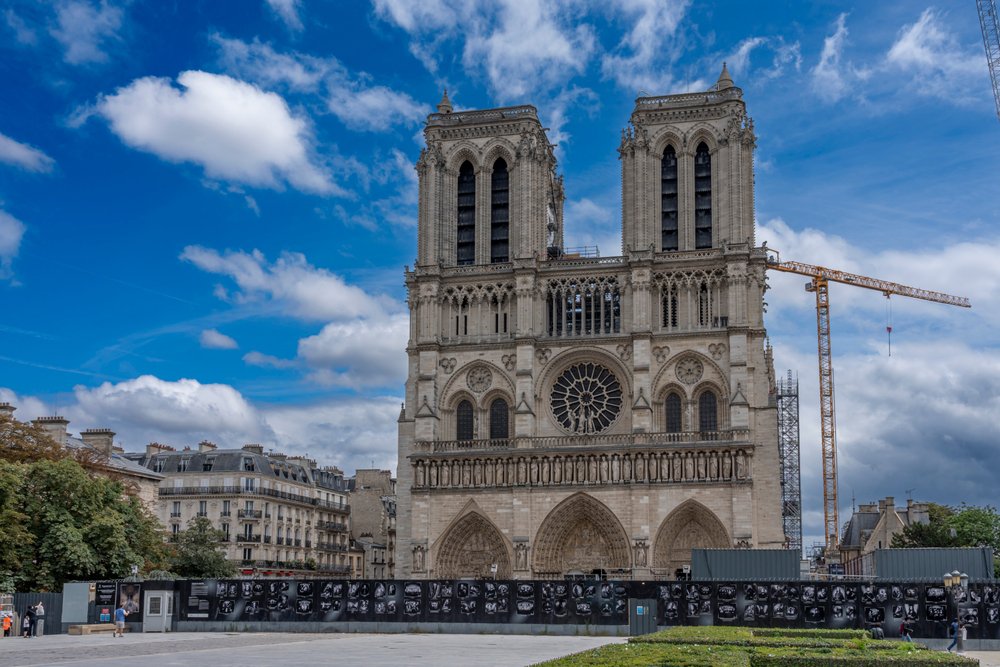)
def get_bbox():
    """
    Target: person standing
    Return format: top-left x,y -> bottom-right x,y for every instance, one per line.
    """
32,602 -> 44,637
899,620 -> 912,642
114,604 -> 128,638
21,612 -> 30,638
23,605 -> 36,639
2,613 -> 11,637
